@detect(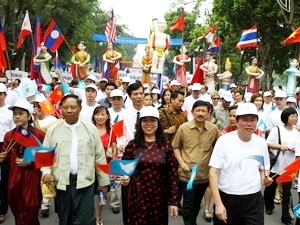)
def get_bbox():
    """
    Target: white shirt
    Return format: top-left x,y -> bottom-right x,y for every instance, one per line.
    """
64,120 -> 80,175
38,115 -> 57,128
5,90 -> 19,106
182,95 -> 200,121
266,108 -> 284,130
0,104 -> 15,141
267,125 -> 299,173
209,131 -> 269,195
79,102 -> 100,123
123,106 -> 144,145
